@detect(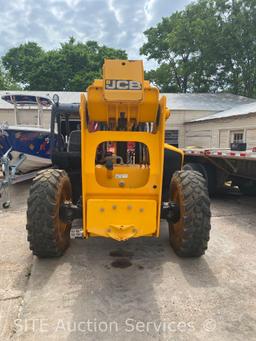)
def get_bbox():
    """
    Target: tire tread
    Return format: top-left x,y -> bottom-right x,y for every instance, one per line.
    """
169,170 -> 211,257
26,169 -> 71,258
